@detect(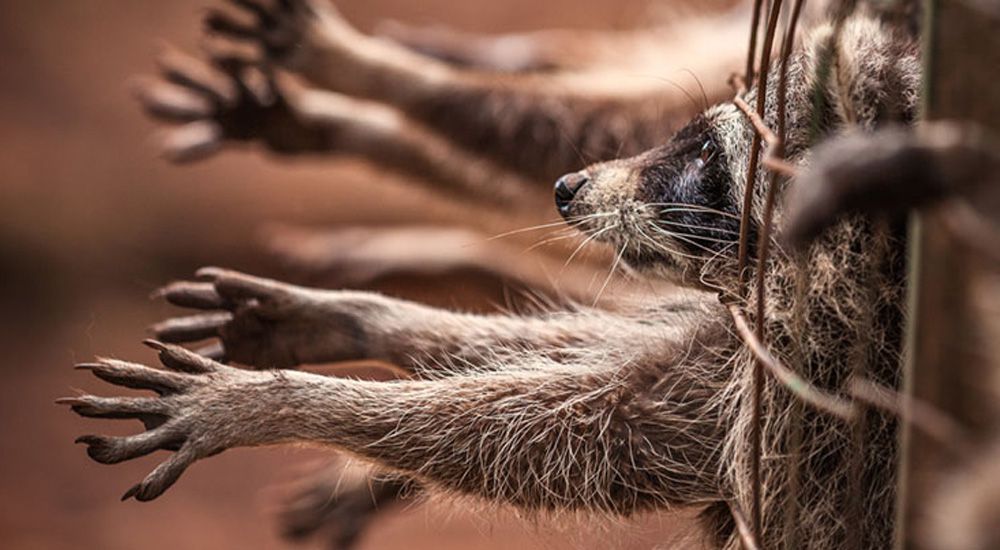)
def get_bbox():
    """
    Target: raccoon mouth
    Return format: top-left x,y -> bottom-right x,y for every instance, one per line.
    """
553,170 -> 591,220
